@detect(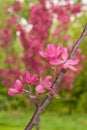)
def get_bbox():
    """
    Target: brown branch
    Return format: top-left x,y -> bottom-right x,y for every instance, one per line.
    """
36,116 -> 40,130
25,23 -> 87,130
